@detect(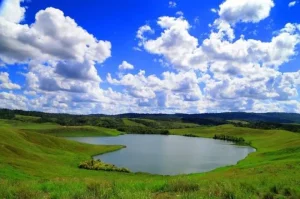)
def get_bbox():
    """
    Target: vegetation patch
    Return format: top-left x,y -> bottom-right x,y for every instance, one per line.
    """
163,179 -> 200,193
213,134 -> 251,145
128,118 -> 200,129
32,126 -> 121,137
233,121 -> 300,133
1,110 -> 300,198
117,126 -> 169,135
79,159 -> 130,173
183,134 -> 199,137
